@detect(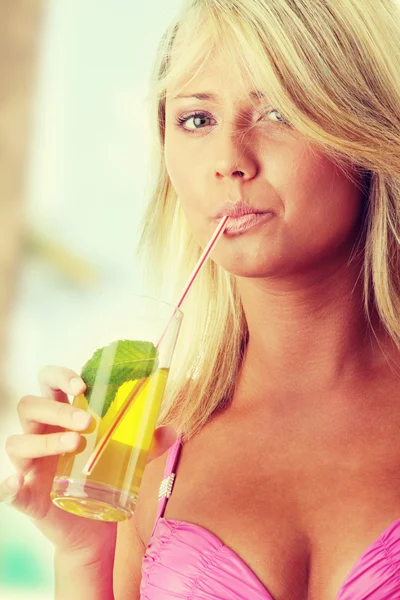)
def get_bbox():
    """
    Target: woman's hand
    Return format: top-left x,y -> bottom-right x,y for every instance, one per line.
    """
0,365 -> 177,562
